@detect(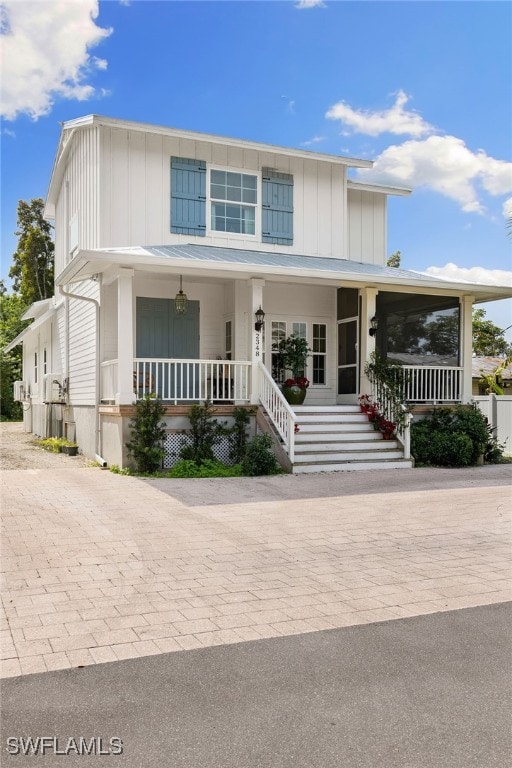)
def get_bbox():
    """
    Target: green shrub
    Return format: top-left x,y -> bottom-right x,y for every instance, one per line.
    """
126,394 -> 166,474
241,433 -> 280,476
34,437 -> 64,452
228,407 -> 253,464
430,431 -> 473,467
179,400 -> 226,466
411,404 -> 503,467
